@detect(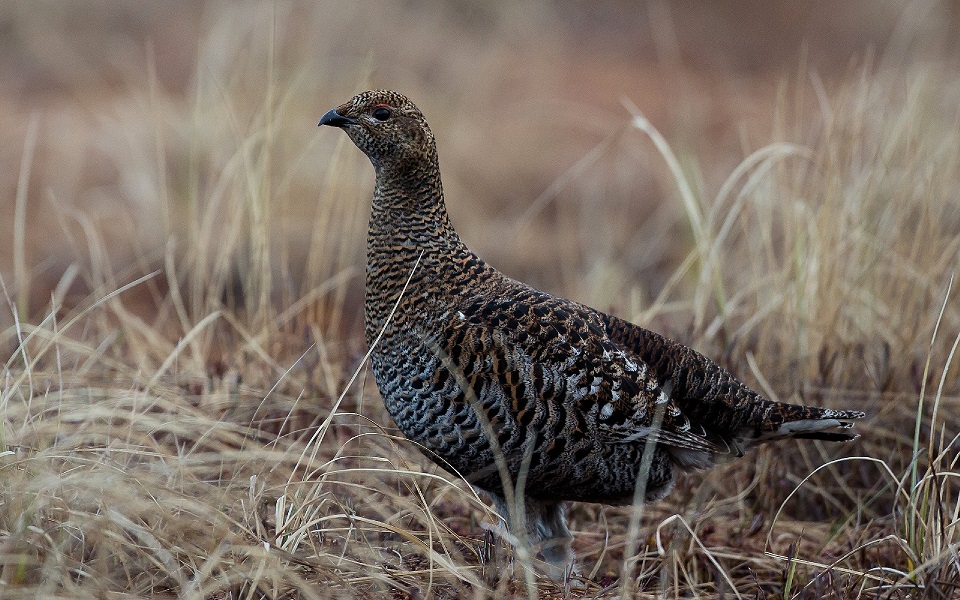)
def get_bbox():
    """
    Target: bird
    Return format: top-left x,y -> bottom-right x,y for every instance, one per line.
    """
317,90 -> 865,575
